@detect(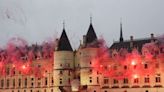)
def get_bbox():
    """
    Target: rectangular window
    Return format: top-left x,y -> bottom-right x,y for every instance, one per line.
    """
68,71 -> 71,76
25,78 -> 27,87
97,77 -> 99,84
18,79 -> 21,87
134,78 -> 139,83
13,79 -> 15,87
51,77 -> 54,85
123,78 -> 128,84
145,77 -> 149,83
113,79 -> 118,84
59,71 -> 63,75
156,74 -> 161,83
144,64 -> 148,69
60,78 -> 62,84
89,77 -> 92,83
104,78 -> 109,84
6,68 -> 10,75
45,77 -> 48,86
124,65 -> 127,70
1,79 -> 4,88
68,78 -> 70,84
7,79 -> 9,88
